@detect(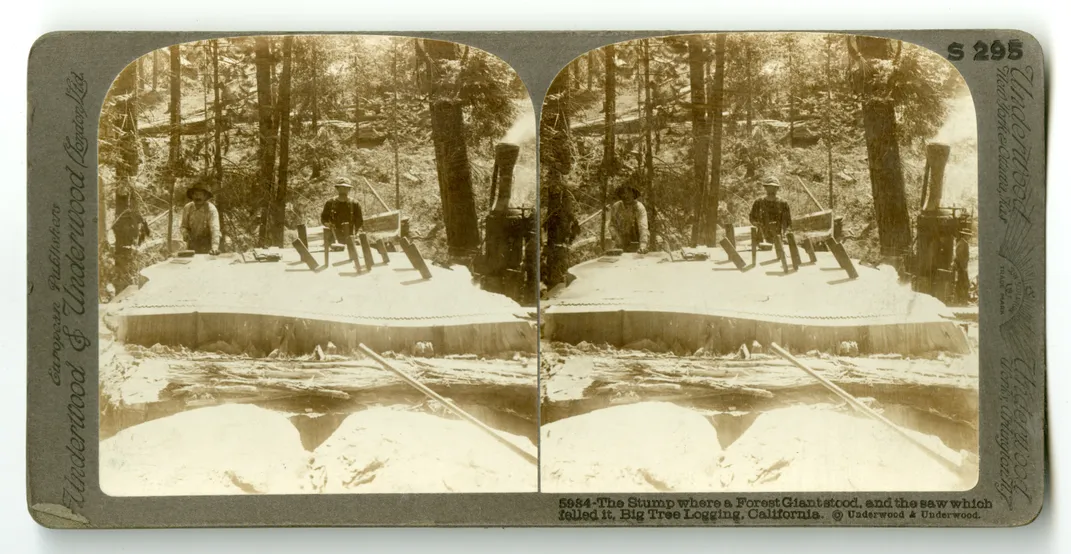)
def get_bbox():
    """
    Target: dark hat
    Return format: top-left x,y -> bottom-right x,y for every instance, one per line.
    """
185,185 -> 214,200
760,176 -> 781,188
616,183 -> 642,199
